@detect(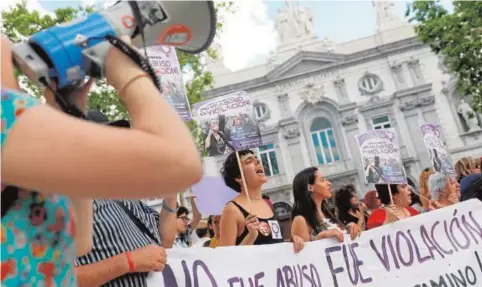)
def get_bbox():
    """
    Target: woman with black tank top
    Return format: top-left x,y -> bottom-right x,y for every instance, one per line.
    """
291,167 -> 362,243
219,150 -> 304,253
